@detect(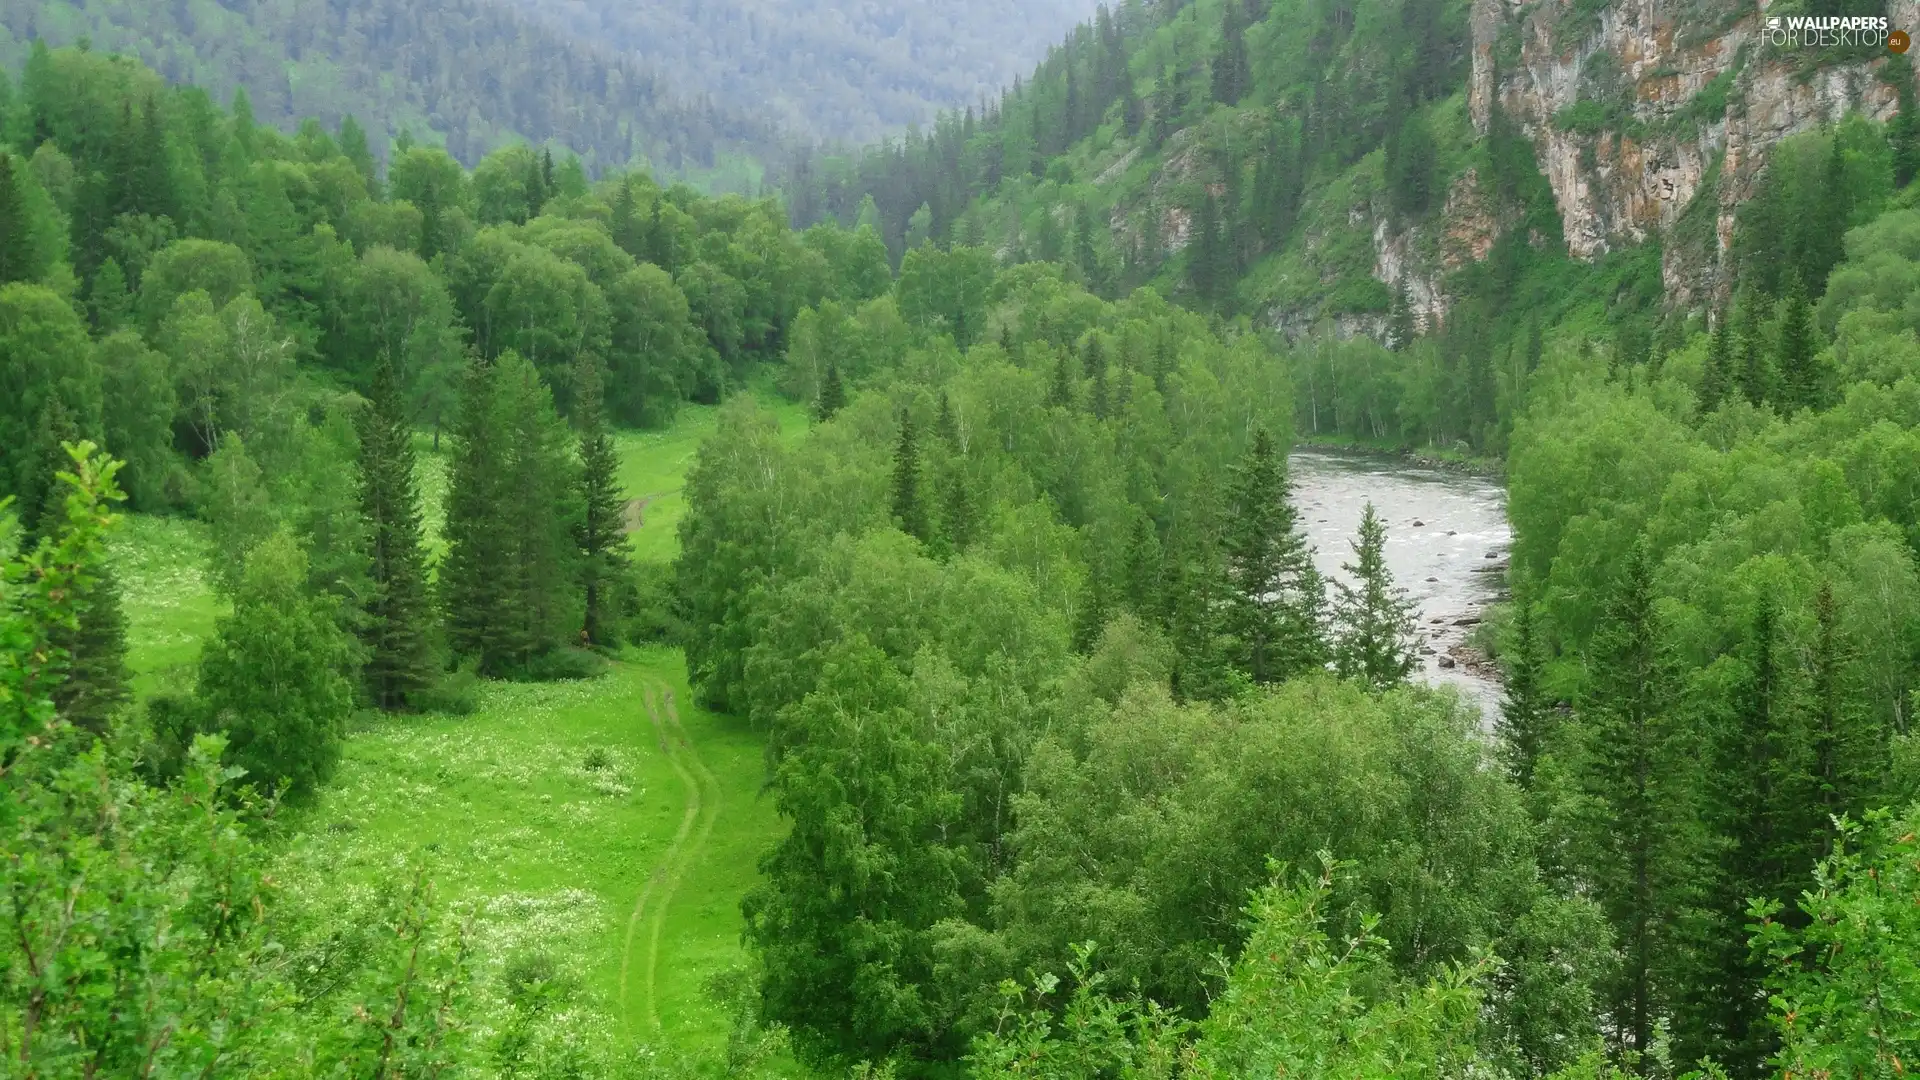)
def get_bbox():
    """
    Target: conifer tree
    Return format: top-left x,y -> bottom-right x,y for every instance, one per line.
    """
1189,195 -> 1222,303
1121,80 -> 1145,136
1497,581 -> 1551,791
1705,591 -> 1813,1073
339,114 -> 378,192
891,409 -> 929,543
1122,515 -> 1163,619
815,363 -> 847,421
442,357 -> 513,672
1388,281 -> 1415,351
0,152 -> 35,286
1072,575 -> 1110,654
356,363 -> 437,710
934,391 -> 960,451
1575,542 -> 1695,1061
1808,581 -> 1880,838
494,351 -> 580,668
1735,289 -> 1772,407
87,258 -> 134,332
41,443 -> 131,737
1331,503 -> 1417,689
1165,529 -> 1234,701
937,463 -> 975,554
1774,280 -> 1821,413
1211,4 -> 1249,105
1221,428 -> 1327,684
22,398 -> 81,544
573,355 -> 630,648
1700,310 -> 1733,413
1047,349 -> 1076,409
